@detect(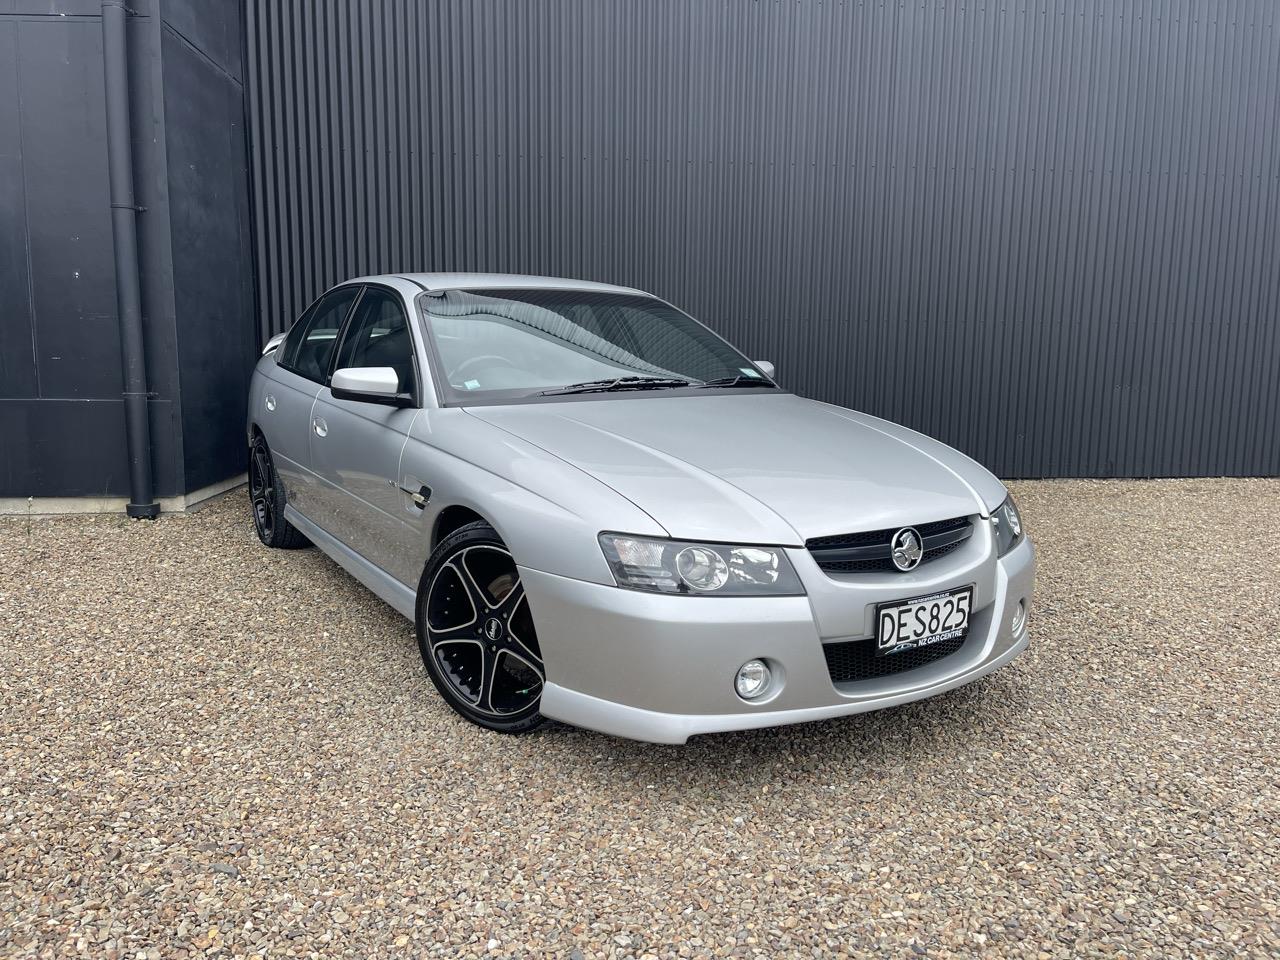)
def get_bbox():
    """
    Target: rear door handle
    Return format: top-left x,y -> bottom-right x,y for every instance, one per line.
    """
312,416 -> 328,437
